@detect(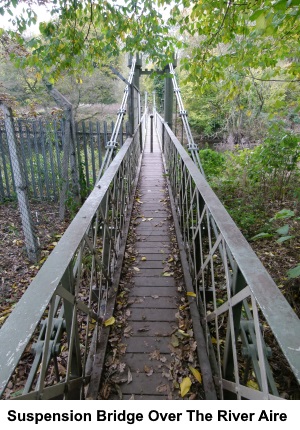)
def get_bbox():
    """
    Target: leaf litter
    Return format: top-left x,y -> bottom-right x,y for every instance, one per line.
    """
98,185 -> 205,400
